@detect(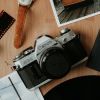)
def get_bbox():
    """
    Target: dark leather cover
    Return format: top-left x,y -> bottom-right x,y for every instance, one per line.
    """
44,76 -> 100,100
87,30 -> 100,71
